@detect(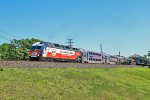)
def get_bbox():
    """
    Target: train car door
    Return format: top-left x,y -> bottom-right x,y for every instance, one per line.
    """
87,53 -> 88,61
82,52 -> 88,63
